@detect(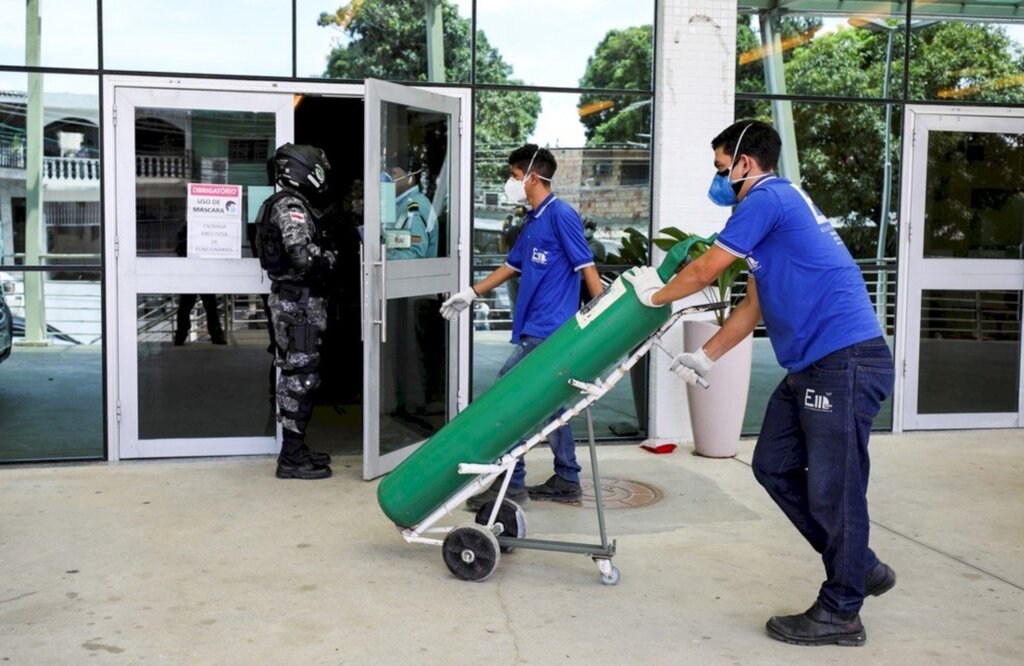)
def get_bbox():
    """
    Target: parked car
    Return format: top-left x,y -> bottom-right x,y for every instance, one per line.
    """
0,285 -> 12,364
